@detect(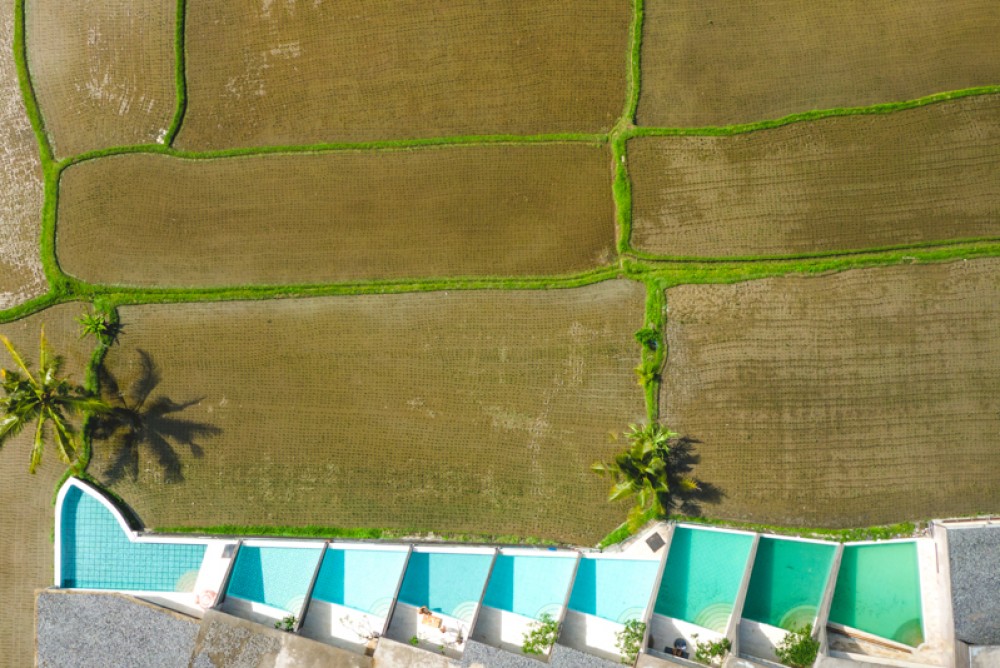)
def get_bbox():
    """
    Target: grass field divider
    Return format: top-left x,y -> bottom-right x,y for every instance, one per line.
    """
635,279 -> 665,422
620,241 -> 1000,289
620,0 -> 644,126
627,85 -> 1000,138
163,0 -> 187,146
